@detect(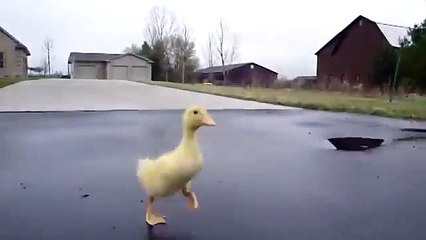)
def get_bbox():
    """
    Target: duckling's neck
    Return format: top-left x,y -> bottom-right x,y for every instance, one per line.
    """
180,126 -> 198,144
